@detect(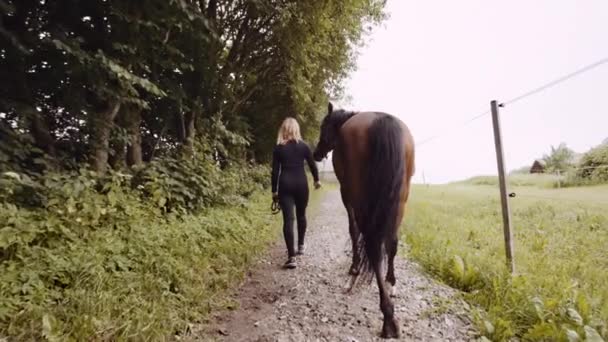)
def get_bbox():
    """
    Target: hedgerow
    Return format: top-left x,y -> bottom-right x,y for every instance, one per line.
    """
0,163 -> 276,340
